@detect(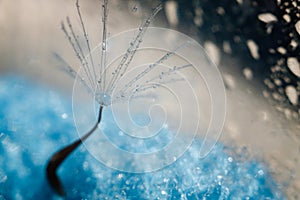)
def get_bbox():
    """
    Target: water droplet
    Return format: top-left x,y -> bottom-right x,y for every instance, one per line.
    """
287,57 -> 300,78
277,46 -> 286,54
284,108 -> 292,119
283,14 -> 291,23
117,173 -> 124,179
246,40 -> 260,60
257,169 -> 264,176
0,169 -> 7,183
204,41 -> 220,65
223,73 -> 236,89
216,7 -> 225,15
272,92 -> 281,100
243,67 -> 253,80
268,48 -> 276,54
173,156 -> 177,162
194,16 -> 202,26
165,1 -> 179,26
83,161 -> 89,170
290,40 -> 297,49
274,79 -> 282,86
285,85 -> 298,105
295,20 -> 300,35
262,90 -> 270,98
258,13 -> 278,23
132,5 -> 138,13
223,41 -> 232,54
118,131 -> 124,136
236,0 -> 243,4
61,113 -> 68,119
96,92 -> 112,106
